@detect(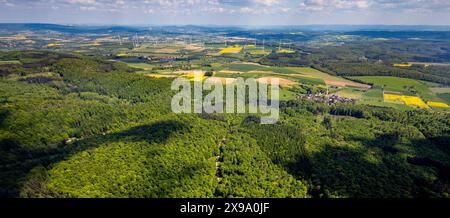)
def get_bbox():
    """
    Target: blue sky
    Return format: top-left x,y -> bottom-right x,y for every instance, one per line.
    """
1,0 -> 450,25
